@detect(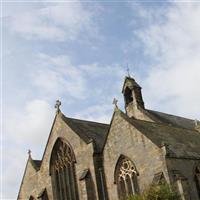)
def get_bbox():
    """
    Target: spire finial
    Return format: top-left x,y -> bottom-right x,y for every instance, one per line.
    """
126,63 -> 131,77
112,98 -> 118,108
55,100 -> 61,113
28,149 -> 31,157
